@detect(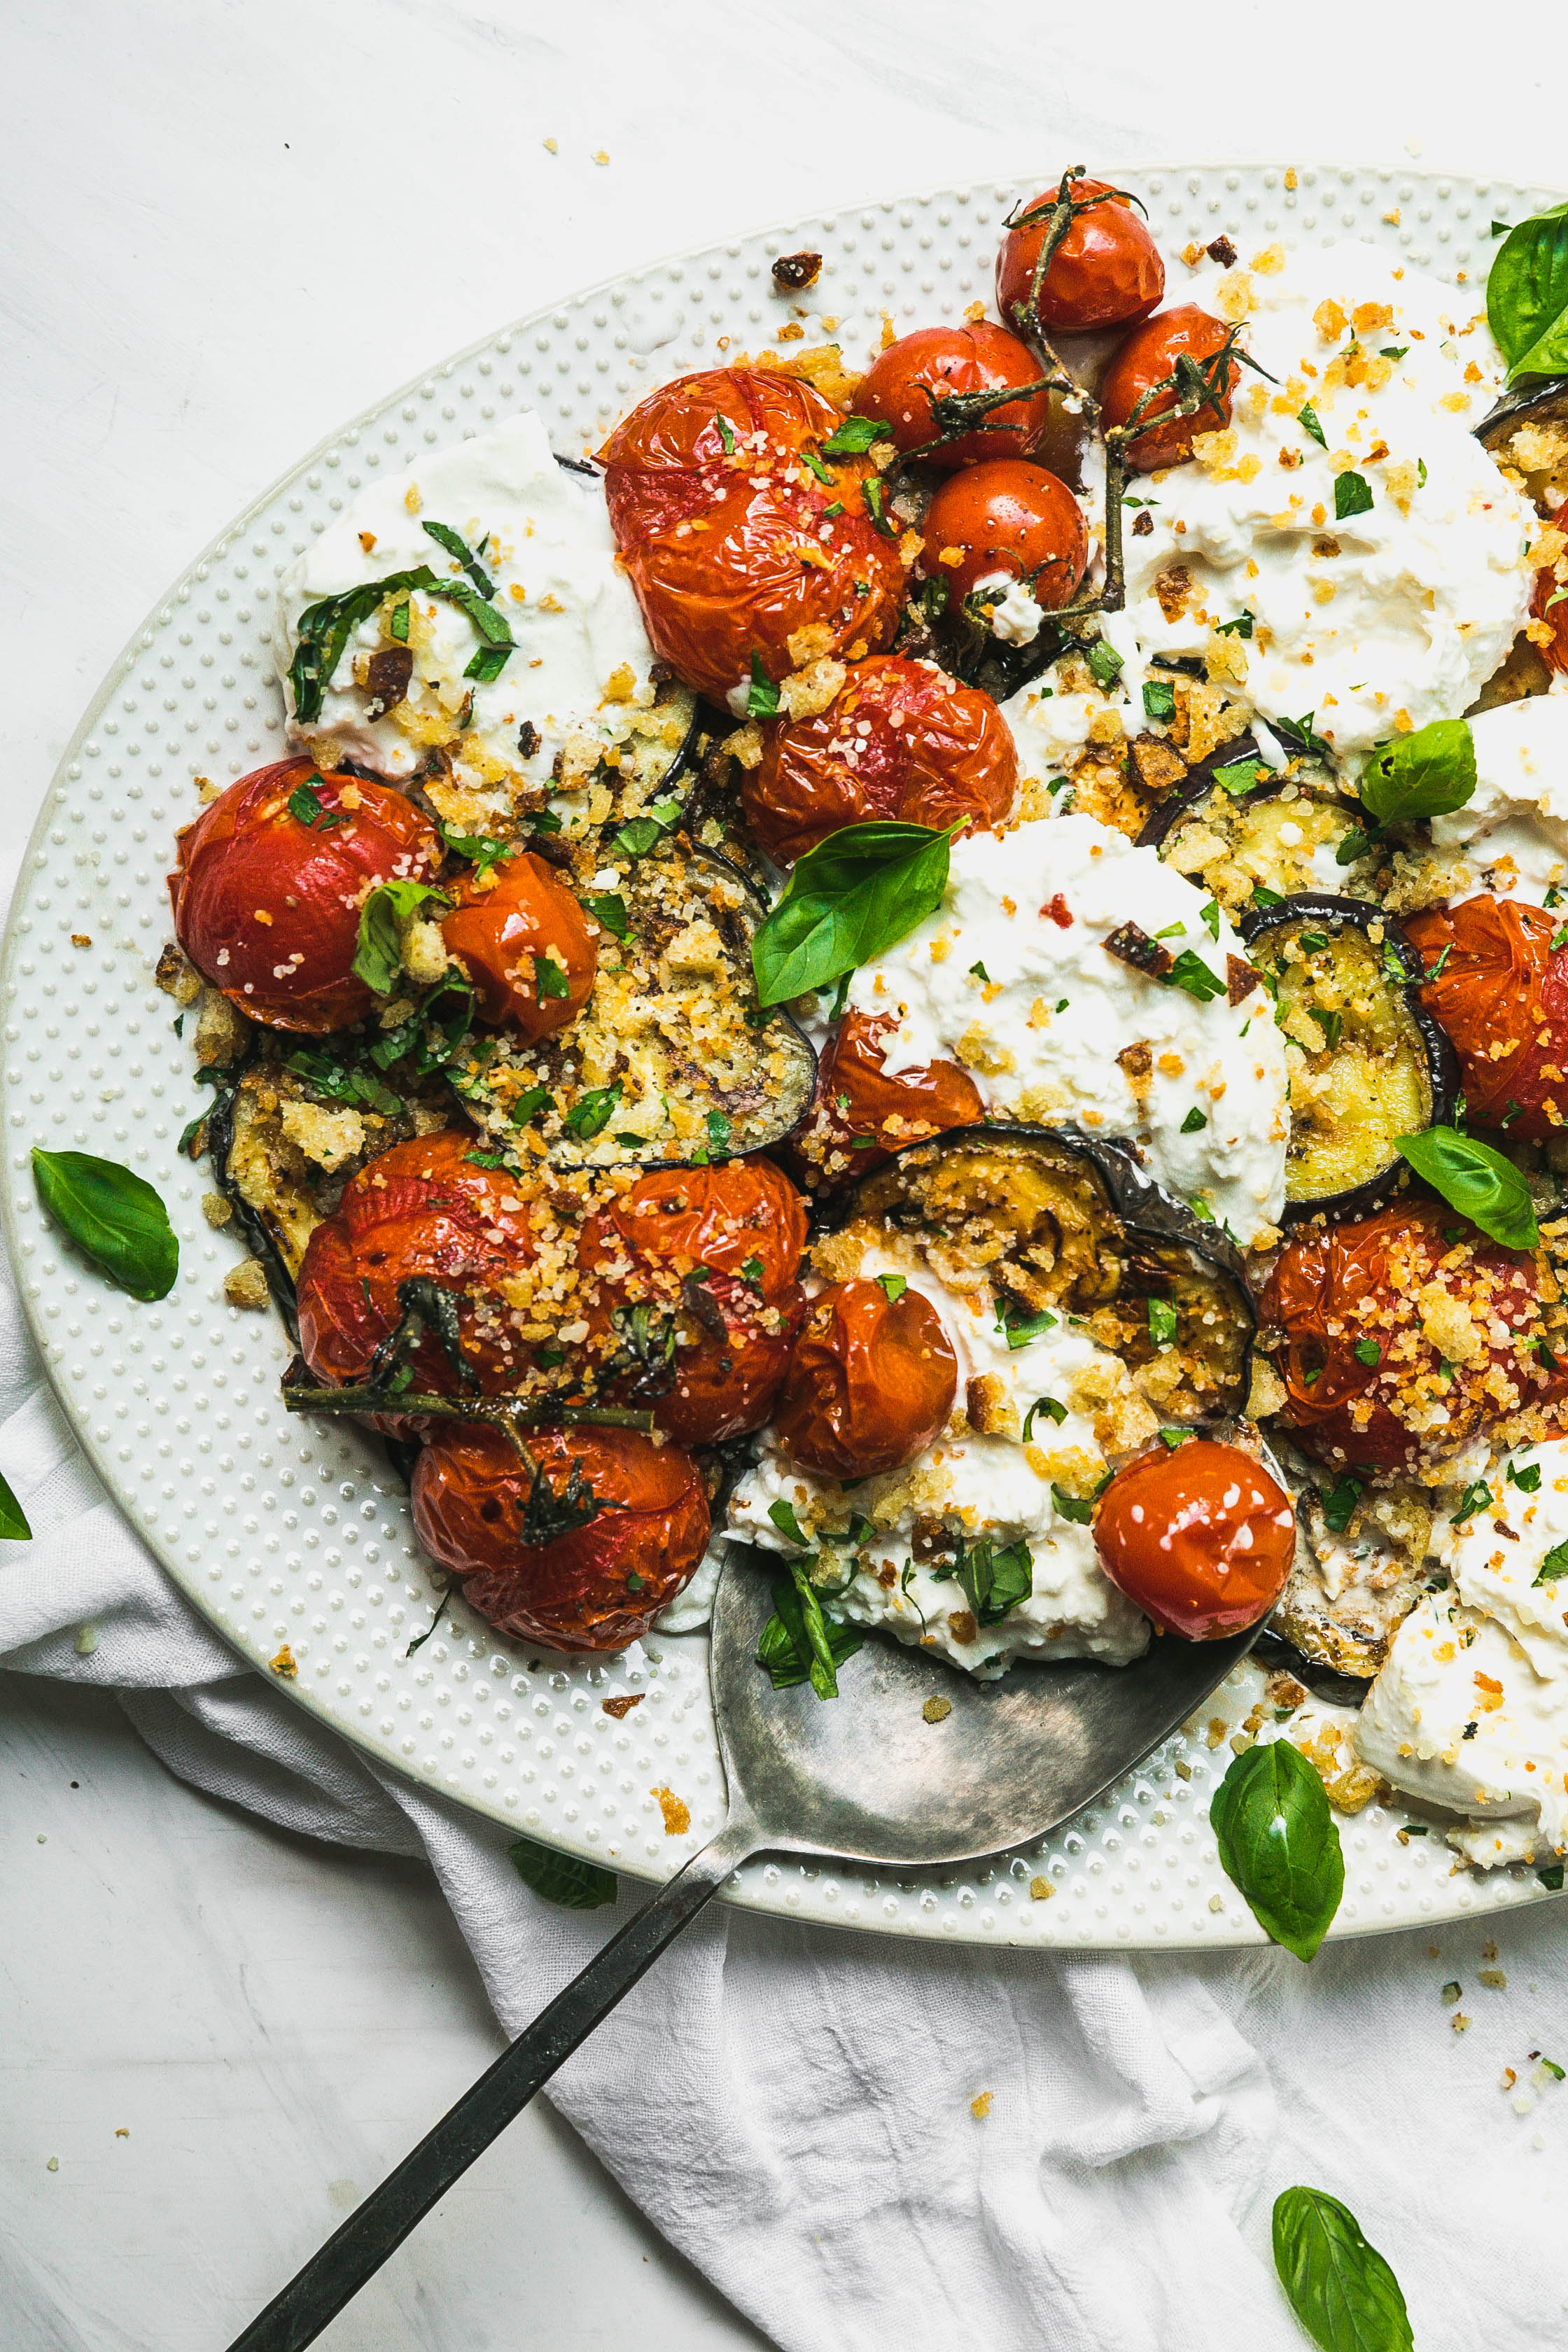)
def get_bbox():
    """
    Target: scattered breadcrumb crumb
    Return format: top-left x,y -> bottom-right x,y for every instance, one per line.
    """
970,2091 -> 992,2119
923,1695 -> 953,1724
269,1645 -> 298,1679
652,1786 -> 690,1835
